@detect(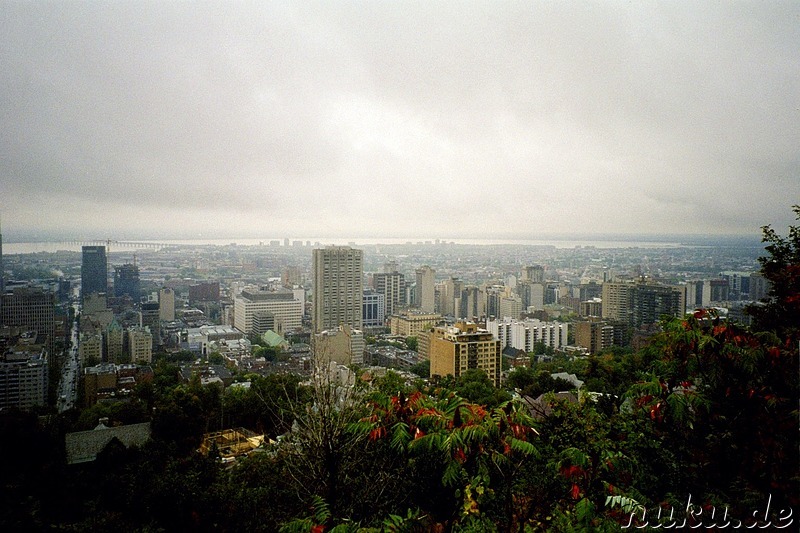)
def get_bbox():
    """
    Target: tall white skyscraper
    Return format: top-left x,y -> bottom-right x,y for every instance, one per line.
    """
312,246 -> 363,333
